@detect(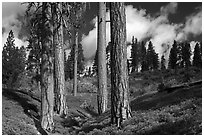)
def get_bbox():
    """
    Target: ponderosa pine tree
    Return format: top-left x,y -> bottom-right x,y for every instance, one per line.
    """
25,4 -> 55,125
110,2 -> 131,128
25,2 -> 86,131
40,2 -> 54,132
168,40 -> 178,69
52,3 -> 67,116
192,43 -> 202,68
97,2 -> 108,114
